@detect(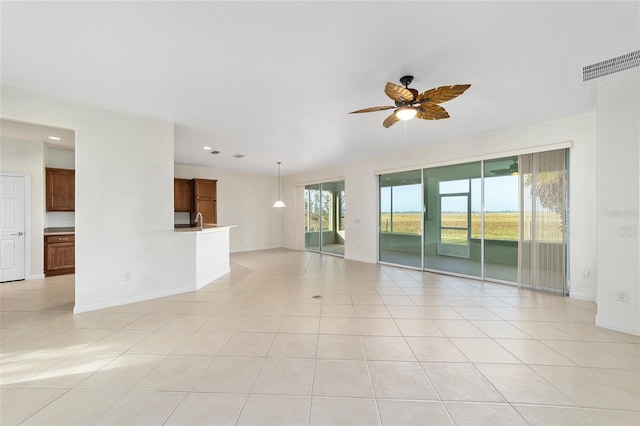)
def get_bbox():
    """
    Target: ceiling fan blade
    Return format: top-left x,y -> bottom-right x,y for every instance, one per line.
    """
385,82 -> 415,103
417,84 -> 471,104
349,105 -> 396,114
383,113 -> 400,128
417,104 -> 450,120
